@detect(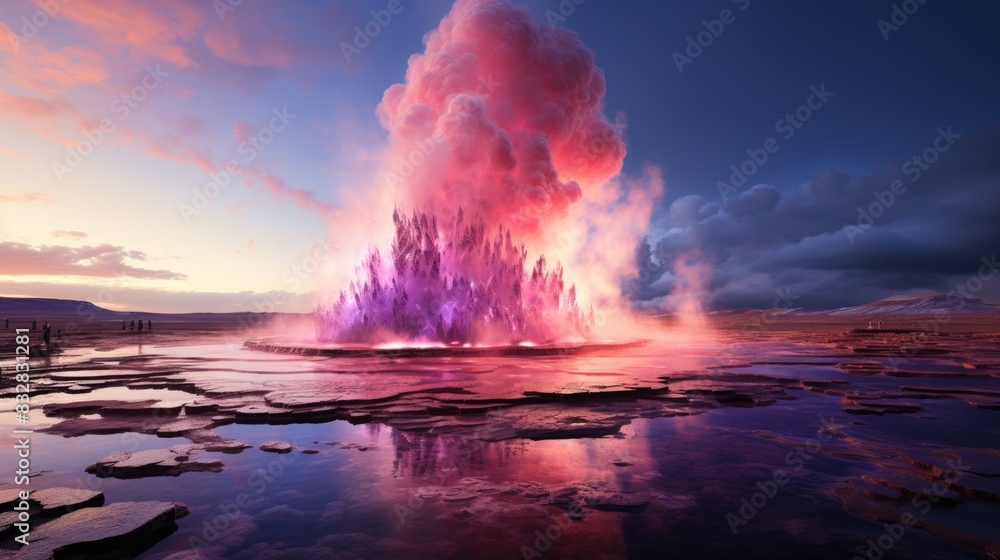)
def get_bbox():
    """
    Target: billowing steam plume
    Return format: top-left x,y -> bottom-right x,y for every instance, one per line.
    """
317,0 -> 662,343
